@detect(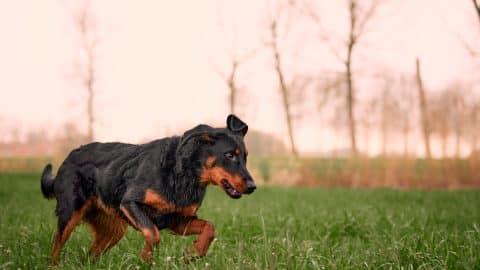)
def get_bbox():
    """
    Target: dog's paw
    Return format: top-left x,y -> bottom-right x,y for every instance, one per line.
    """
182,247 -> 201,263
140,250 -> 153,265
